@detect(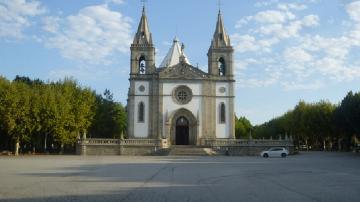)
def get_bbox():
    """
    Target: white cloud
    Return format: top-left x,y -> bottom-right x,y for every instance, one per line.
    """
232,34 -> 278,53
232,34 -> 259,52
283,47 -> 312,63
237,71 -> 281,88
315,57 -> 360,81
0,0 -> 46,39
105,0 -> 125,5
256,15 -> 318,39
253,10 -> 290,24
43,4 -> 132,64
277,3 -> 307,11
232,1 -> 360,91
42,16 -> 60,33
257,21 -> 302,38
346,1 -> 360,22
302,14 -> 319,27
281,80 -> 324,91
254,0 -> 279,8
